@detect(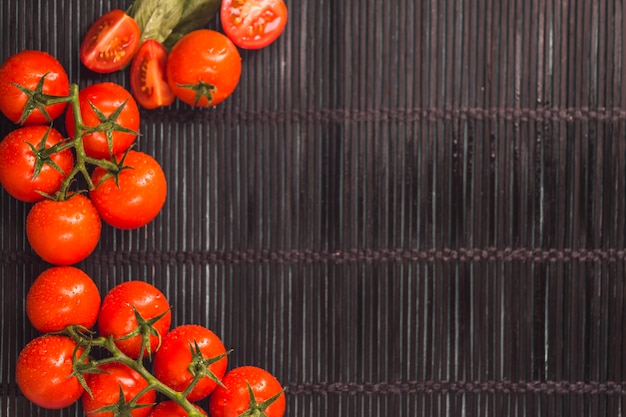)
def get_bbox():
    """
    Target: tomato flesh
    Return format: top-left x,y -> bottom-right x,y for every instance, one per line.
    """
80,9 -> 141,73
221,0 -> 288,49
130,39 -> 175,109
